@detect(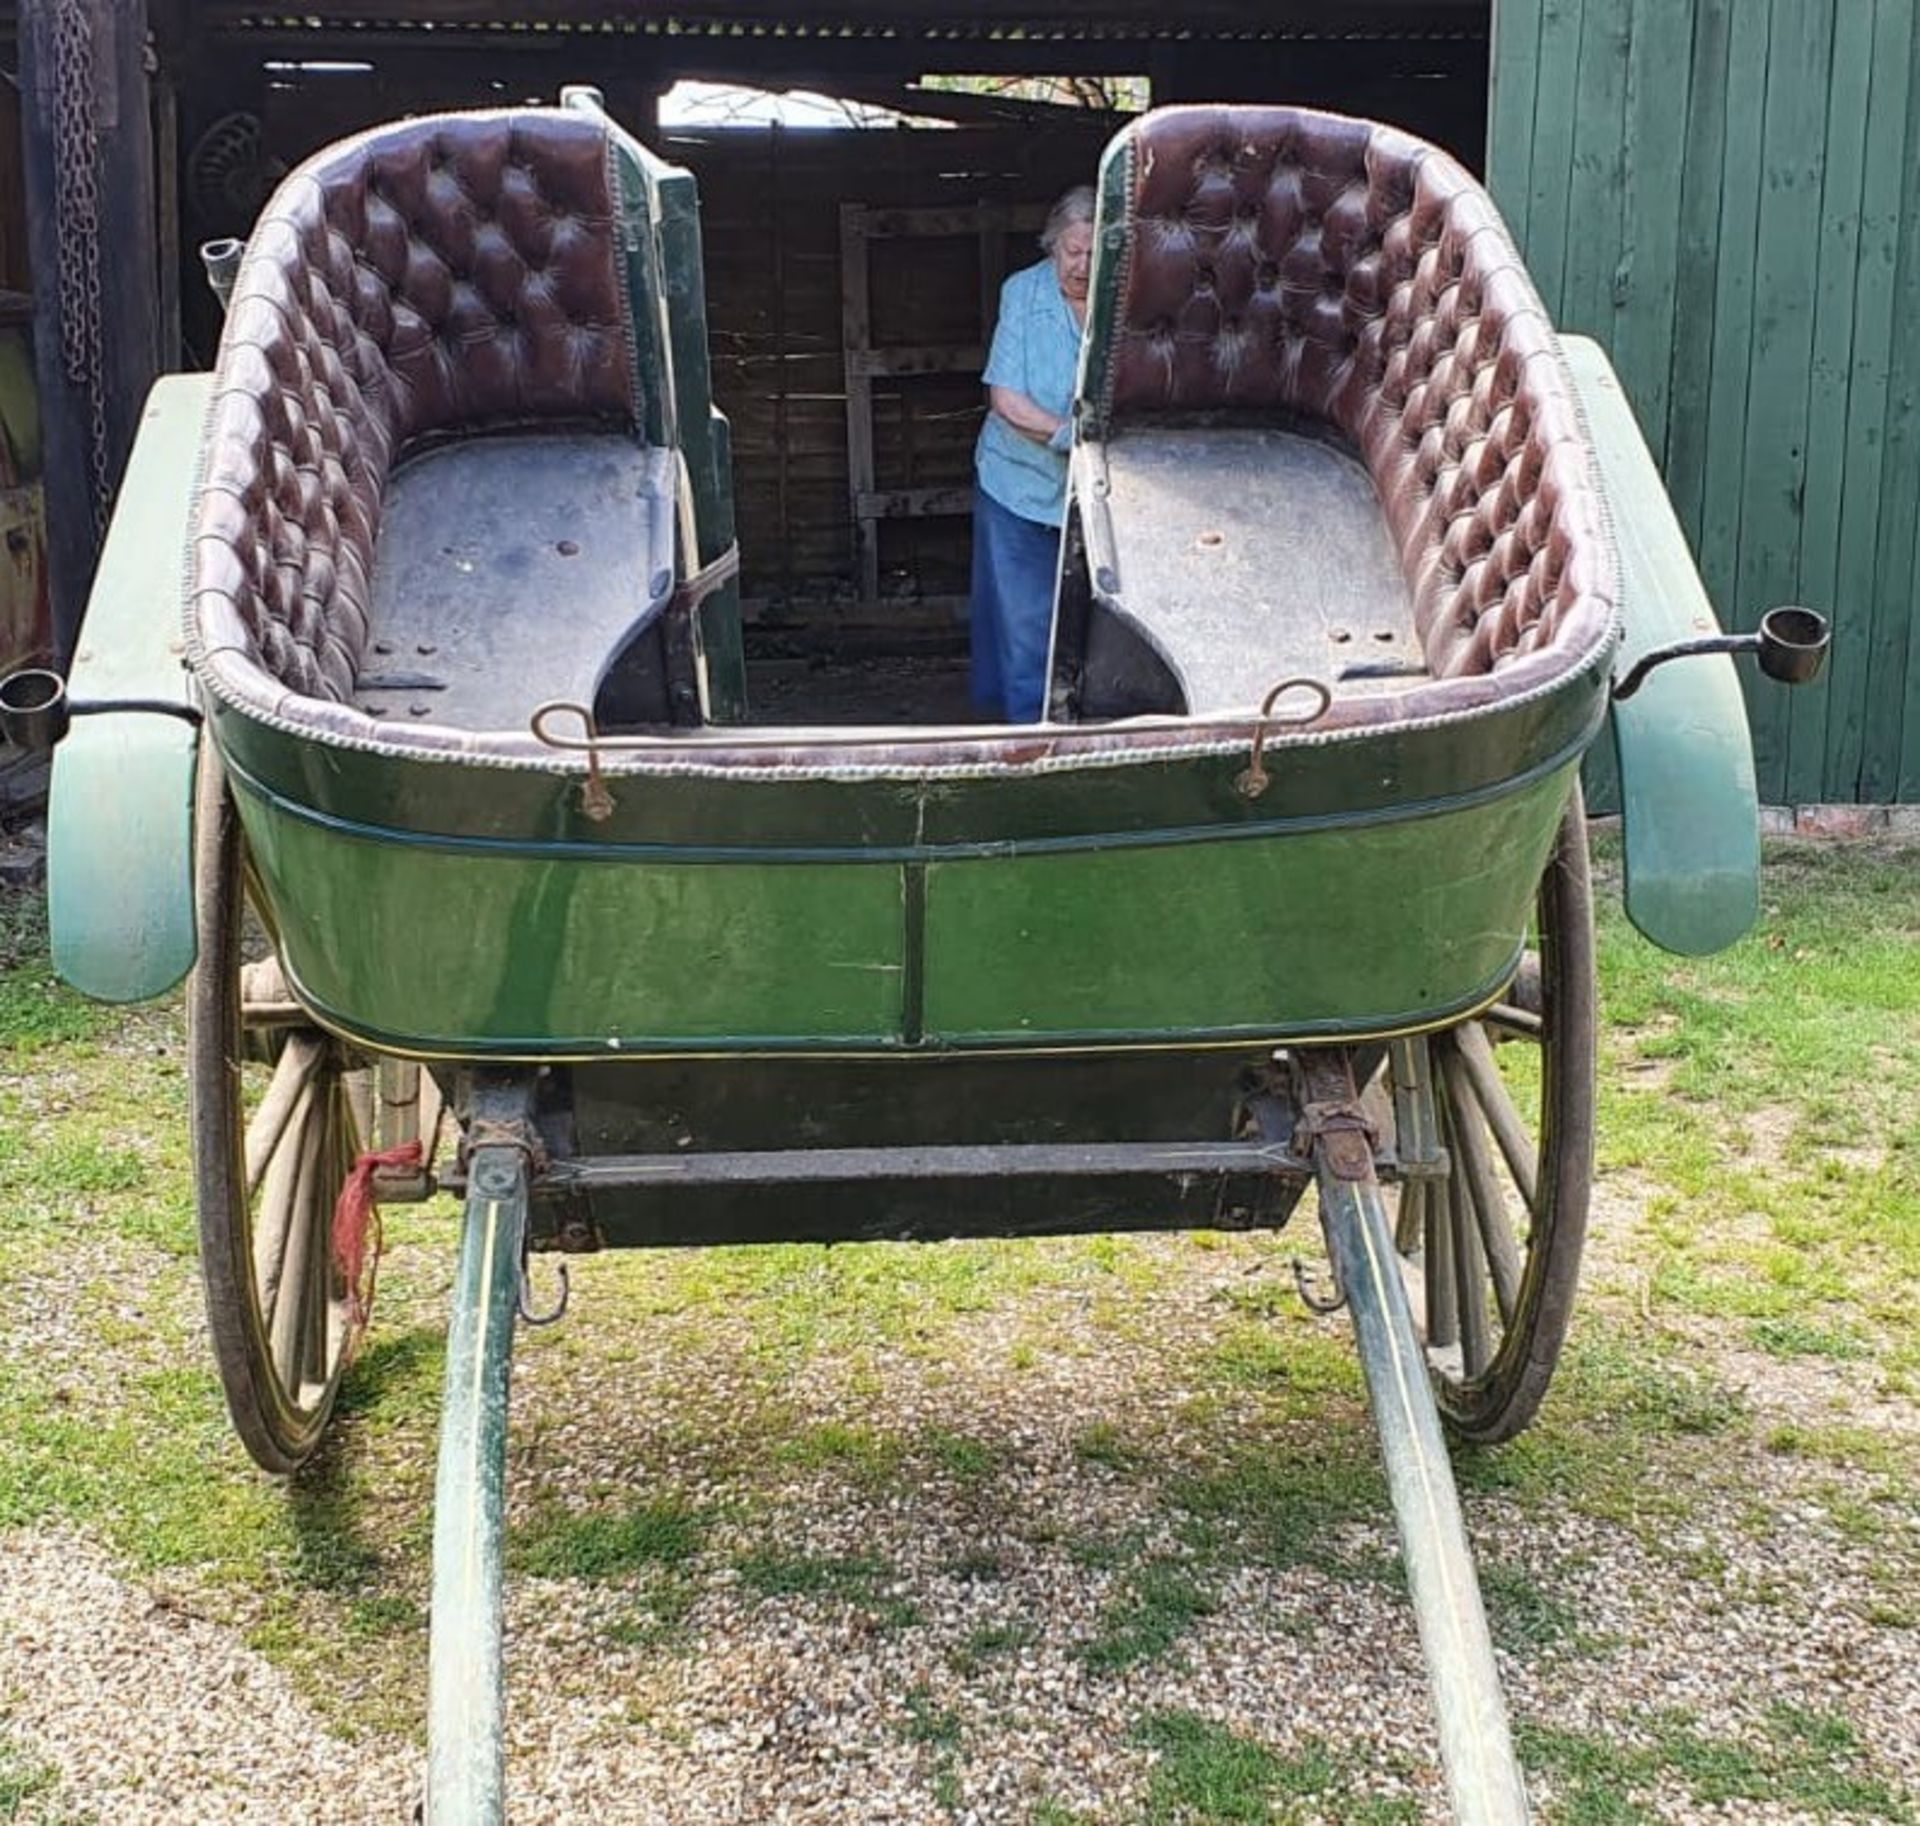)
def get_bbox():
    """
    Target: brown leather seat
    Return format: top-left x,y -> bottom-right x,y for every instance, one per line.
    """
1071,105 -> 1614,719
187,108 -> 644,743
